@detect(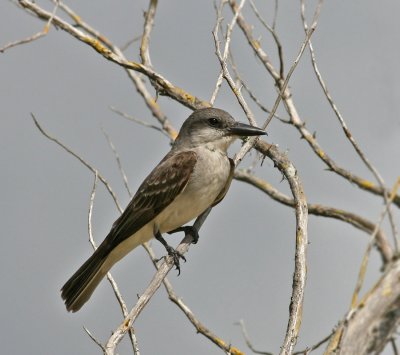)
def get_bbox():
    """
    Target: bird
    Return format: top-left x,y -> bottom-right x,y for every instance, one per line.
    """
61,107 -> 266,312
